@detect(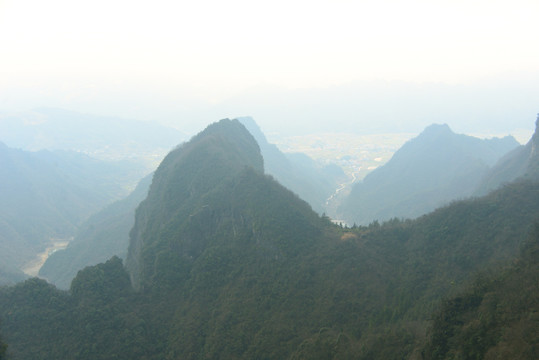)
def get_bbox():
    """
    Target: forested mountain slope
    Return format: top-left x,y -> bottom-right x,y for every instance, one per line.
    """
37,116 -> 344,289
476,114 -> 539,195
0,331 -> 5,360
38,174 -> 153,289
0,119 -> 538,359
239,116 -> 345,213
339,123 -> 518,225
126,118 -> 266,290
0,142 -> 147,284
423,222 -> 539,359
